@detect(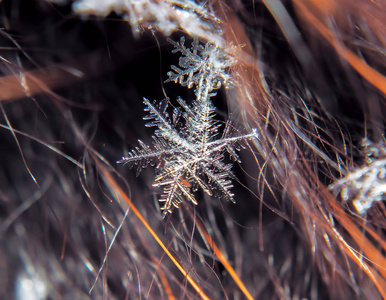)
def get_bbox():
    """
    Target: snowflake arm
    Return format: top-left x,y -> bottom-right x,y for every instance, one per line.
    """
205,166 -> 235,203
153,174 -> 197,217
143,98 -> 192,150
